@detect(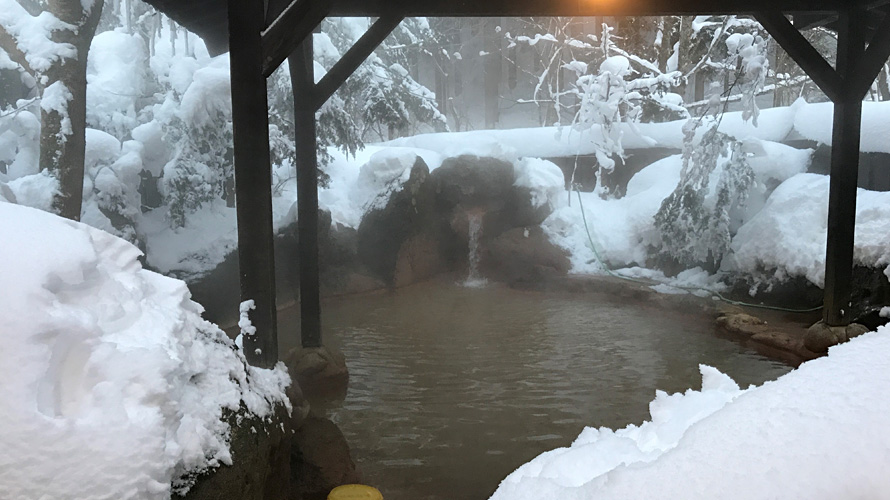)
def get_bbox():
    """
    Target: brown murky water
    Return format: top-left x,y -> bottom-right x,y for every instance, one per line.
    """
278,280 -> 792,500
